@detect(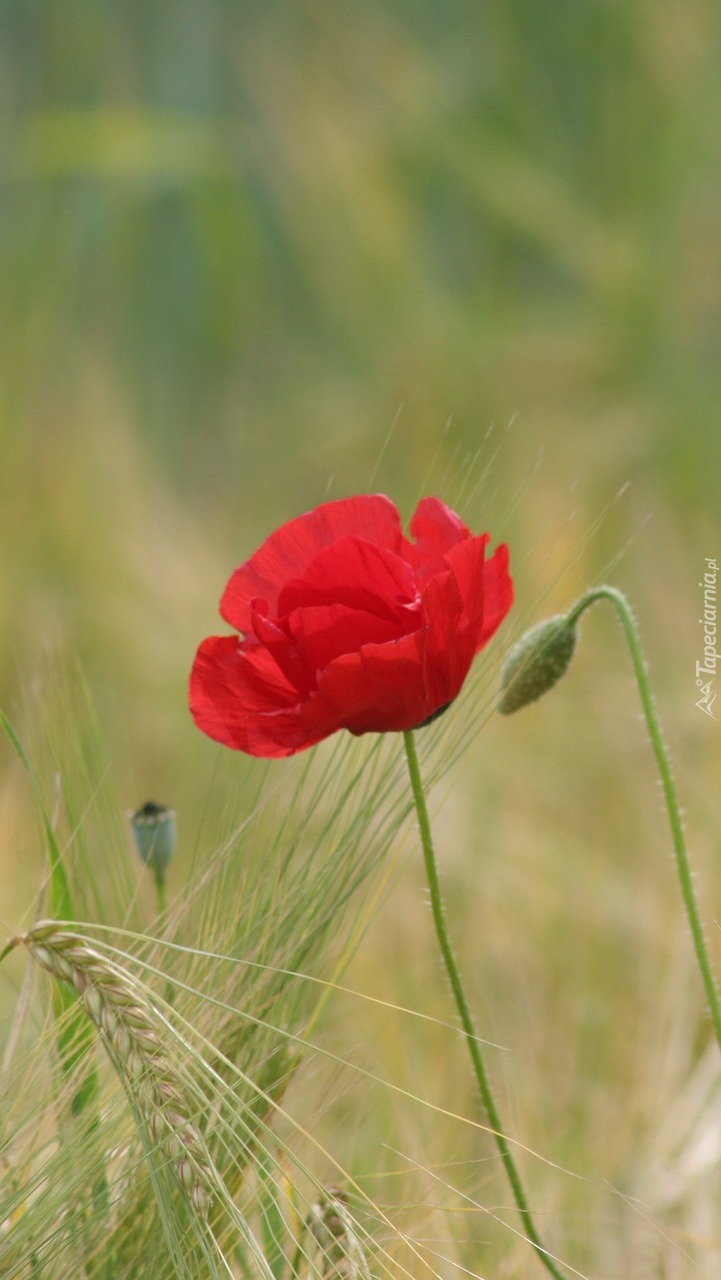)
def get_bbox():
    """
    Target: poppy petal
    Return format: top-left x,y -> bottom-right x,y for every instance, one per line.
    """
220,496 -> 404,632
417,568 -> 473,708
287,602 -> 417,671
278,538 -> 417,624
475,542 -> 514,648
402,496 -> 472,584
442,534 -> 489,649
250,604 -> 314,696
189,635 -> 327,757
317,631 -> 431,734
